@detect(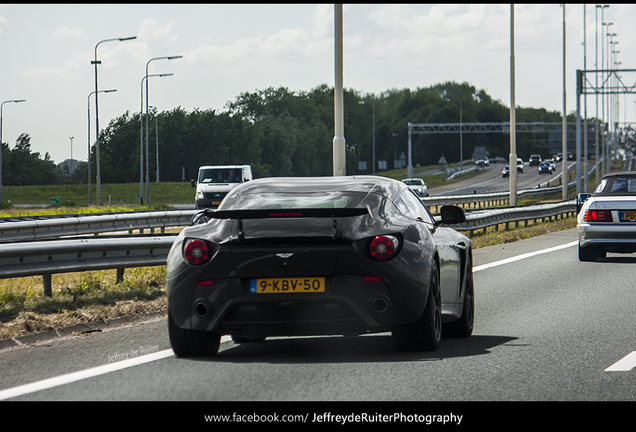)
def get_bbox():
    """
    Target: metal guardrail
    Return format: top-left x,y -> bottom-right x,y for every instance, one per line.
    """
423,181 -> 577,213
441,200 -> 577,236
0,201 -> 578,296
0,210 -> 197,244
0,235 -> 176,296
